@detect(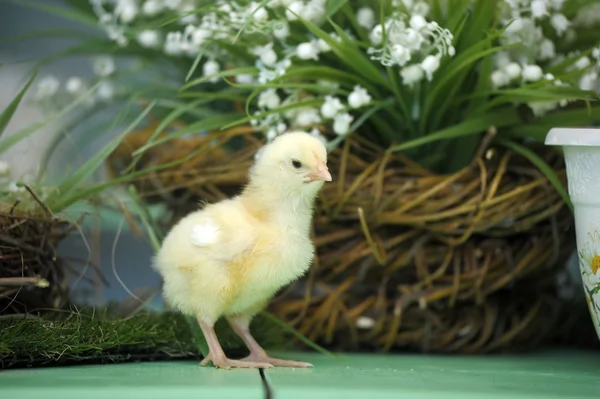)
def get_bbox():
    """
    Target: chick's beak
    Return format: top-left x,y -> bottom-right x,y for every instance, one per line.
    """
306,161 -> 332,183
